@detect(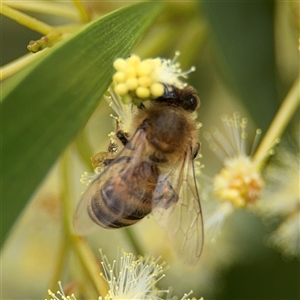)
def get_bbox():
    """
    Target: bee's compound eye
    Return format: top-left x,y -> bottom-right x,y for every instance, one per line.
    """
183,95 -> 198,112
